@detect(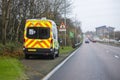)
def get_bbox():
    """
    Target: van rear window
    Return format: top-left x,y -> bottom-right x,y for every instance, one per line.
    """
26,27 -> 50,39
